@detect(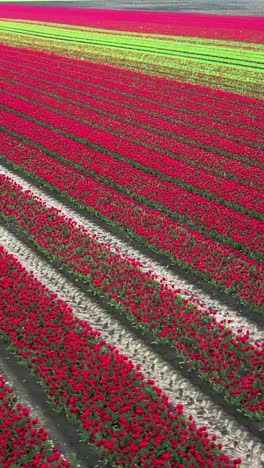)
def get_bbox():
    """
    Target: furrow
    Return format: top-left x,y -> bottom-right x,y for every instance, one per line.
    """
1,70 -> 263,189
2,94 -> 263,223
1,62 -> 263,153
0,348 -> 94,468
1,48 -> 263,127
1,166 -> 263,344
0,224 -> 263,467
